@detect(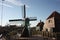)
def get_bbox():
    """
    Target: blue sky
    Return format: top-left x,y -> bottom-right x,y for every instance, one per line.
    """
0,0 -> 60,26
